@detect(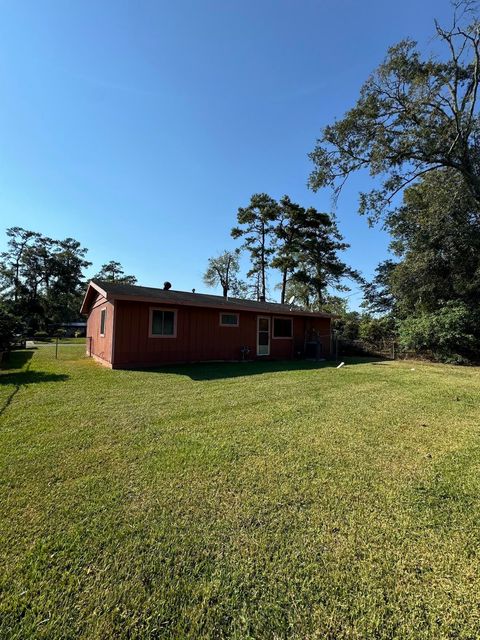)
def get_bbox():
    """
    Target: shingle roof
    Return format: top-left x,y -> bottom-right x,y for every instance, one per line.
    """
81,279 -> 333,318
